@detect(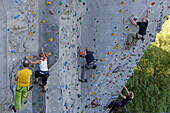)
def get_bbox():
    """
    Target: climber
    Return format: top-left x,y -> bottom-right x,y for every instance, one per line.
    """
78,46 -> 97,83
126,9 -> 150,49
12,60 -> 32,112
104,85 -> 134,113
26,48 -> 49,92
